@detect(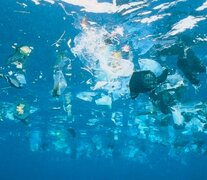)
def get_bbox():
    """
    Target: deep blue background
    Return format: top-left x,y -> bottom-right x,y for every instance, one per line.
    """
1,136 -> 207,180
